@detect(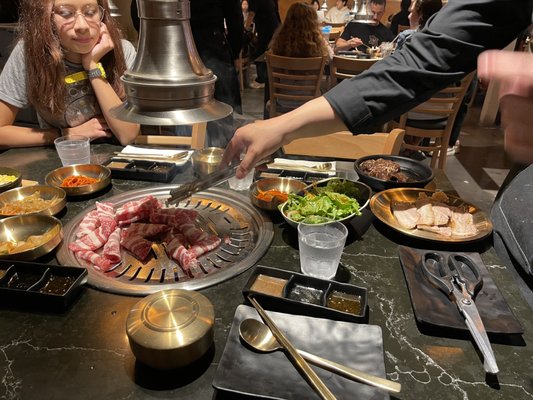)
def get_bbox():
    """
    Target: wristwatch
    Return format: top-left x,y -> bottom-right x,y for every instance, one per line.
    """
87,63 -> 107,80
